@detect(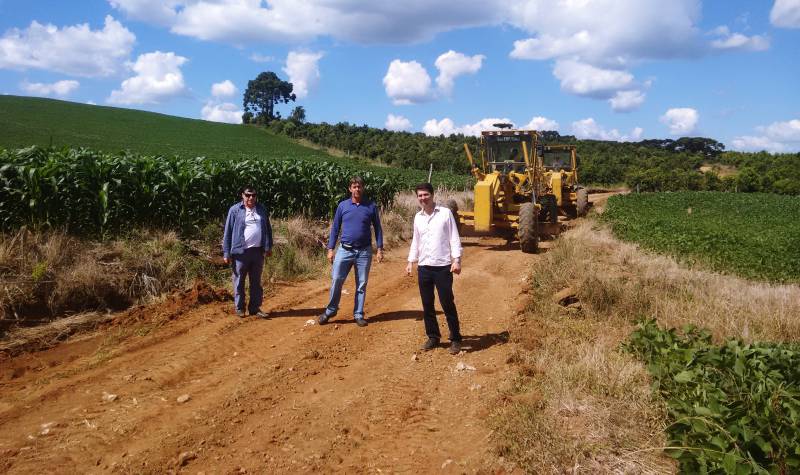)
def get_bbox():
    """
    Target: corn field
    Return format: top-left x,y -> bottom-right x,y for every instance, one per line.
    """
0,146 -> 459,235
